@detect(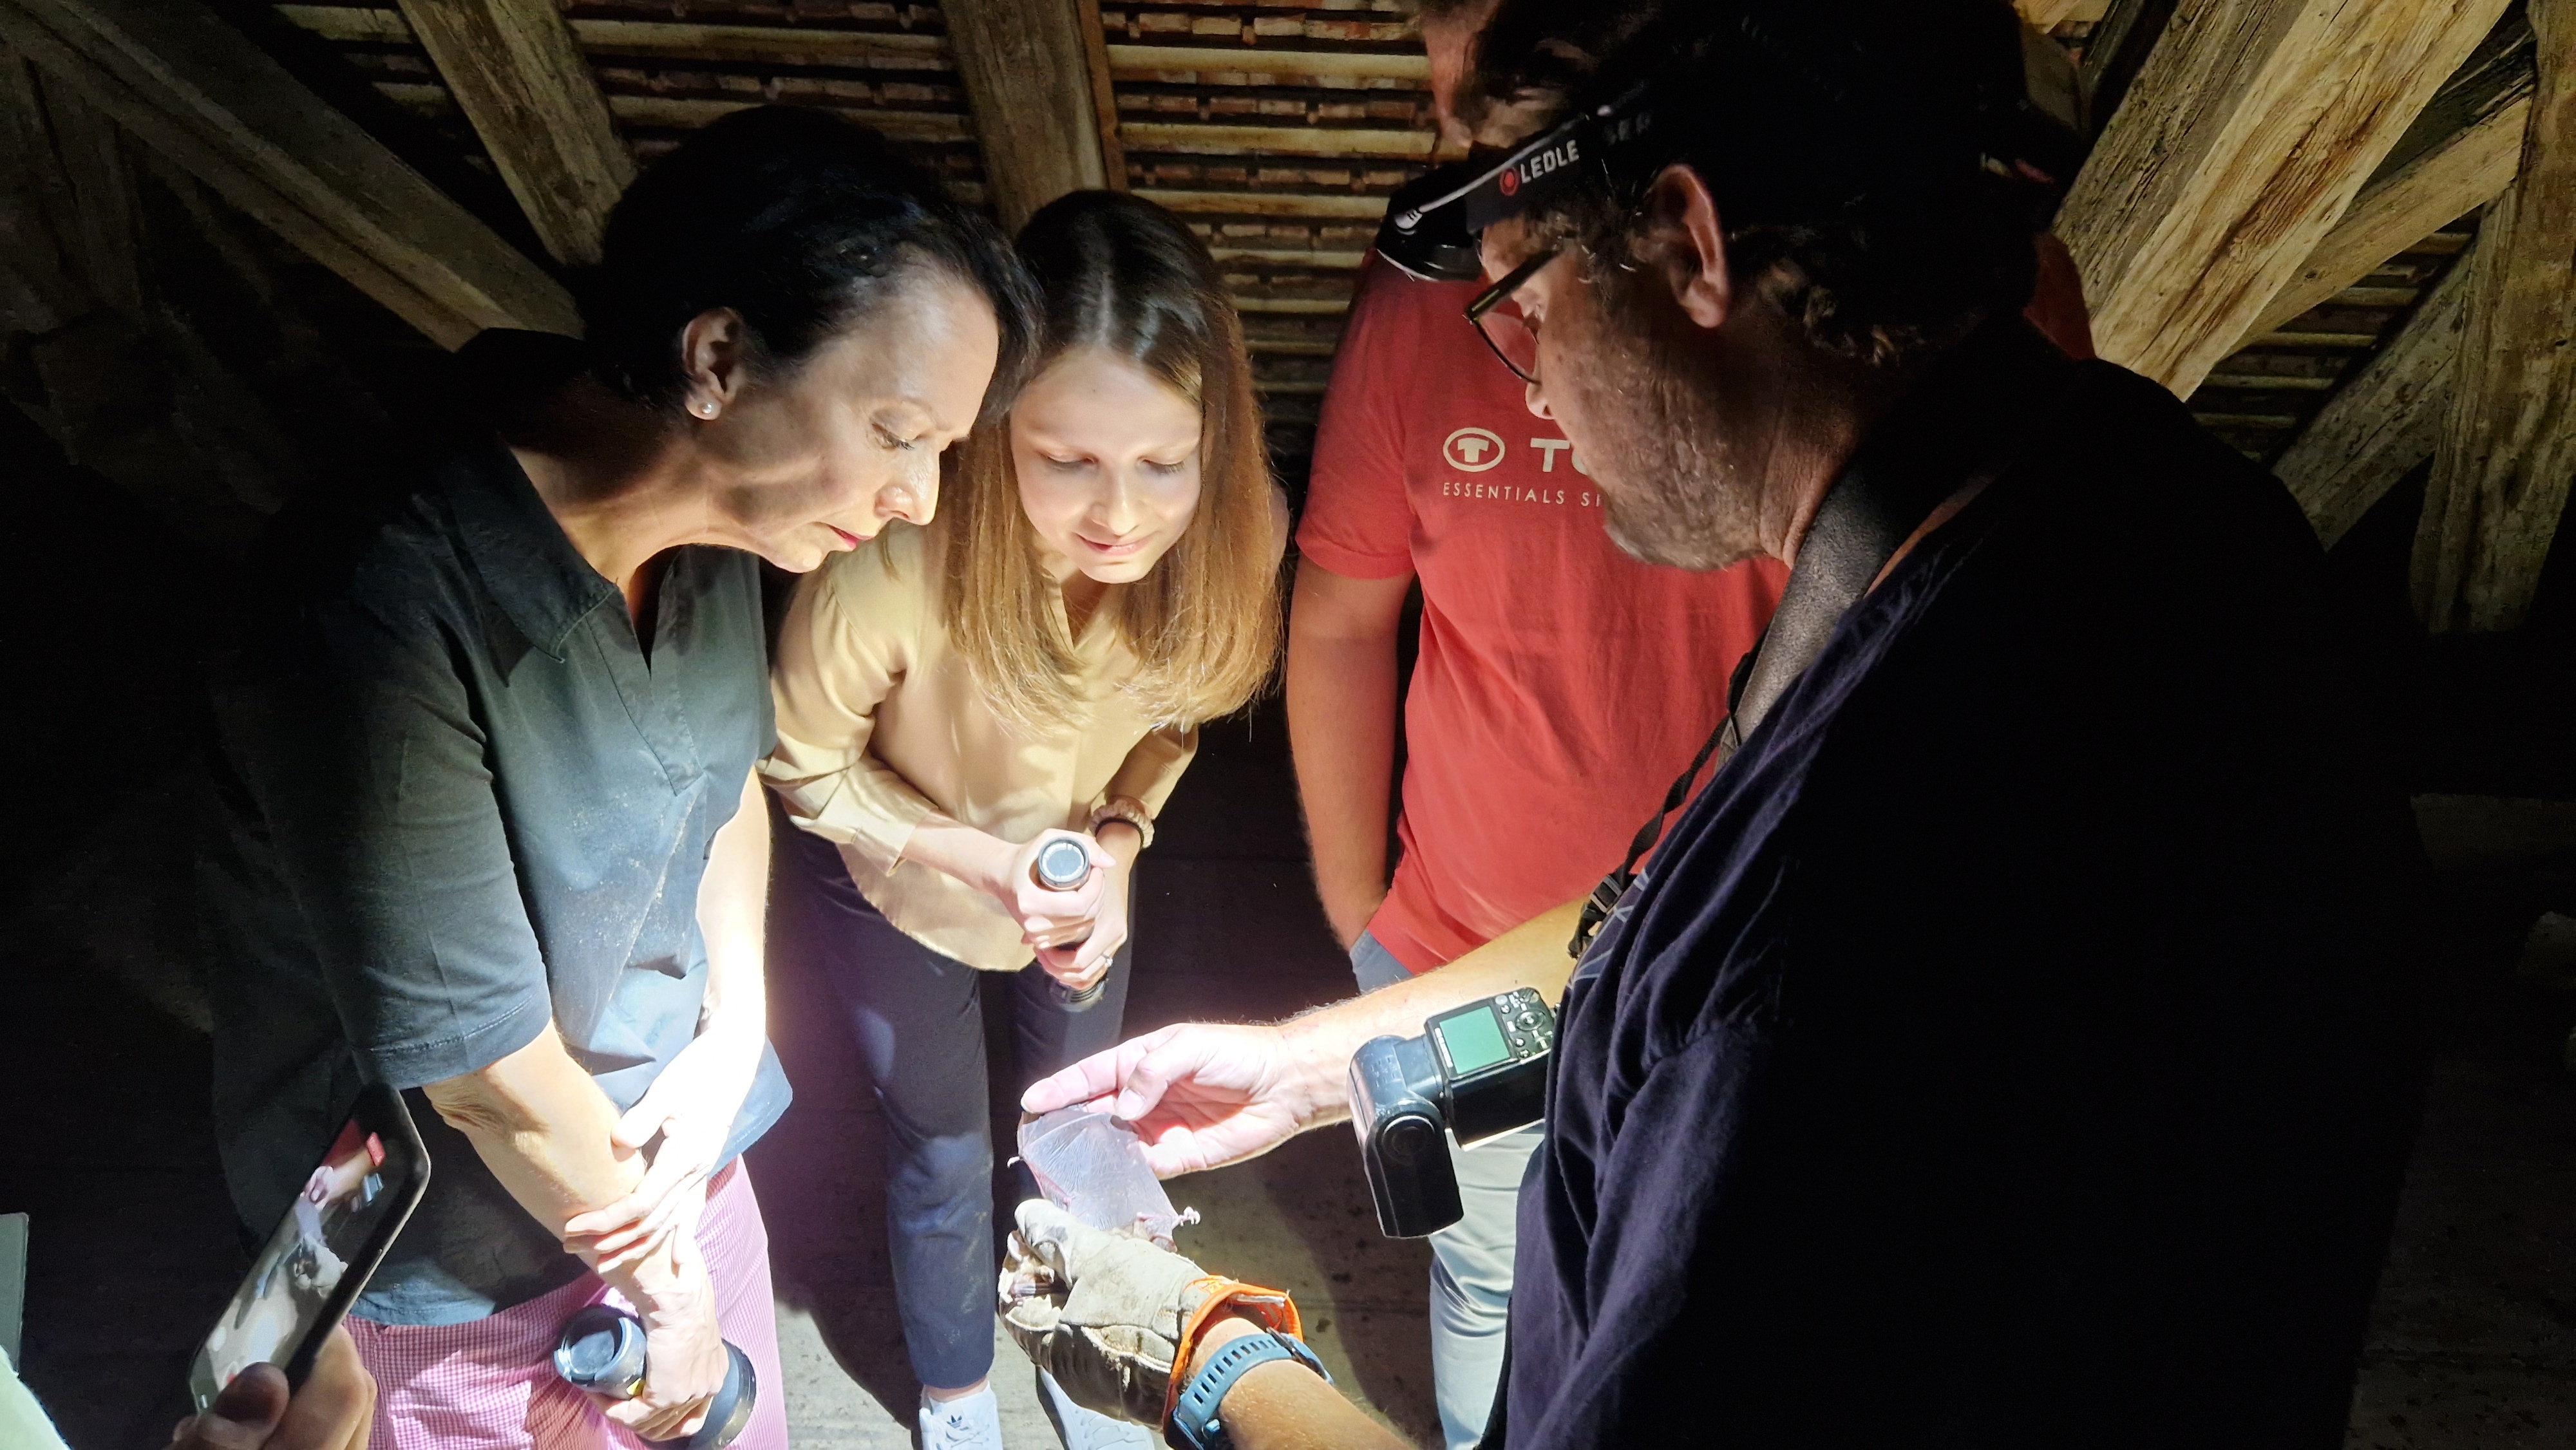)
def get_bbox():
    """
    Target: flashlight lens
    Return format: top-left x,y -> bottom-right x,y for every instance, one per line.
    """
1036,838 -> 1090,890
